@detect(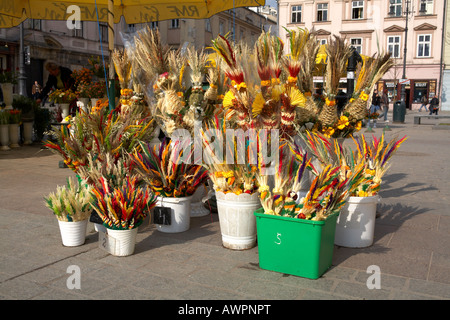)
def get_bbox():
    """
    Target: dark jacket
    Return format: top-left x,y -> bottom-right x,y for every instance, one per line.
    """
39,66 -> 75,100
371,93 -> 381,106
430,97 -> 439,108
